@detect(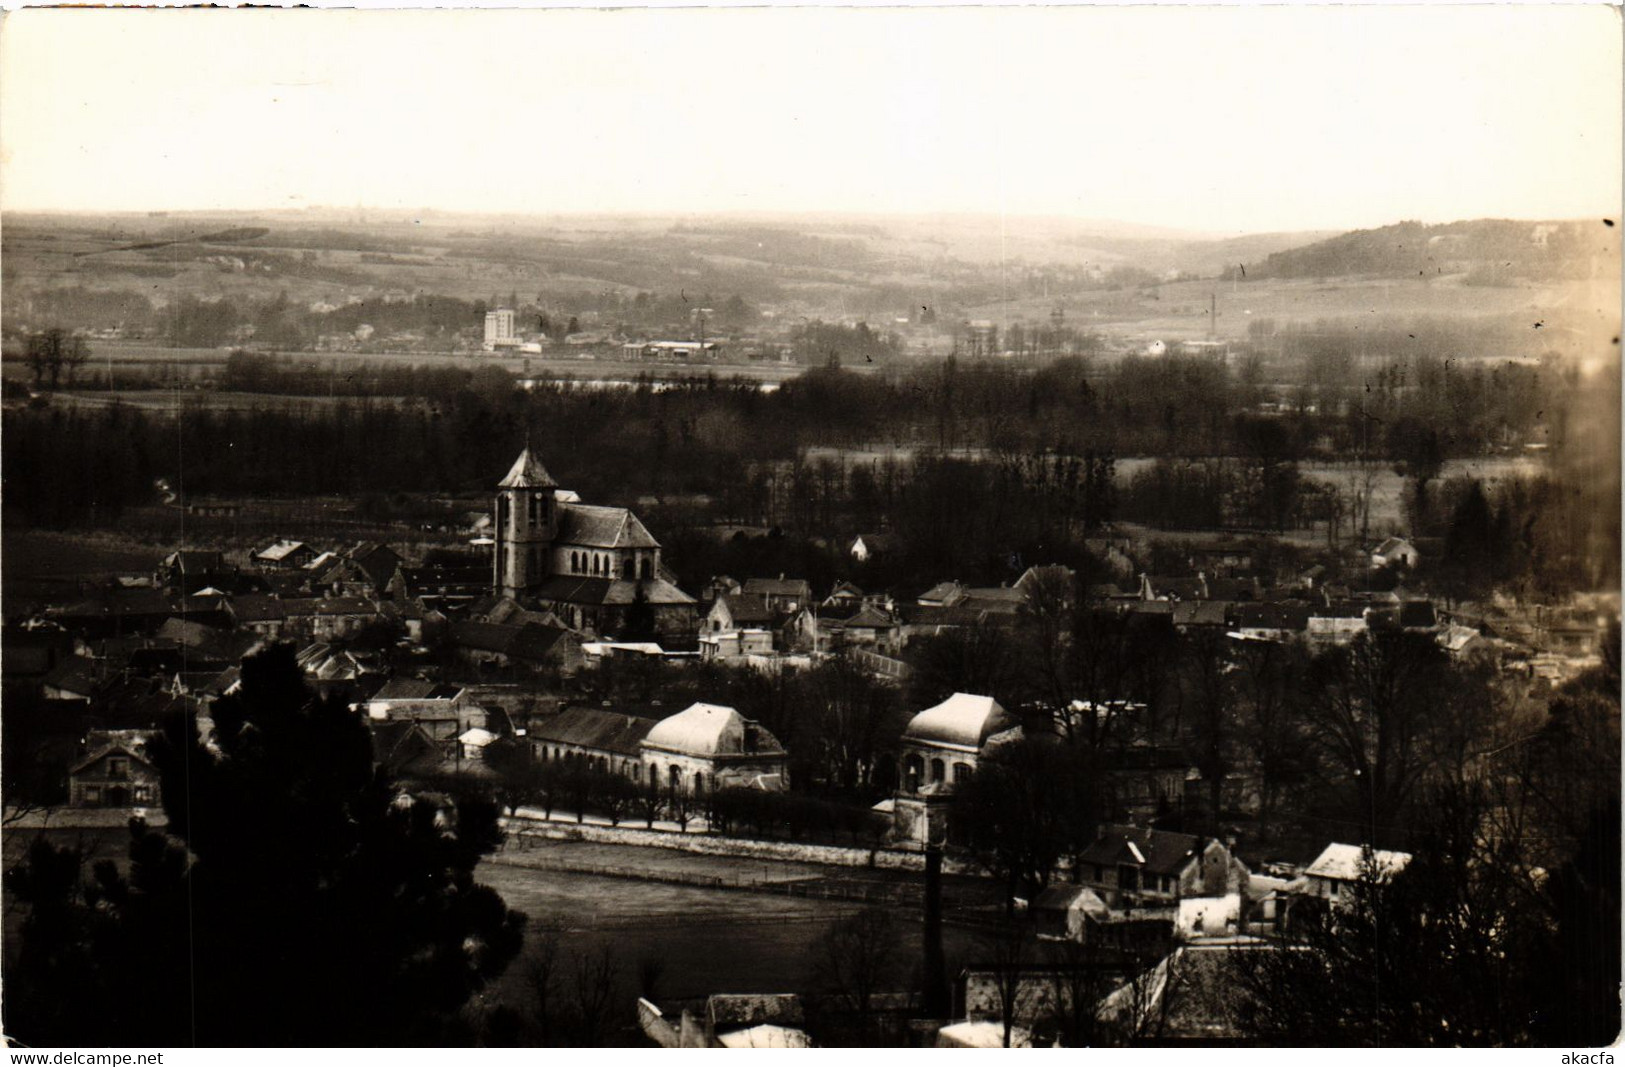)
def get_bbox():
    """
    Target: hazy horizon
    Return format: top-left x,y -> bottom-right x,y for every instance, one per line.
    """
3,6 -> 1620,234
